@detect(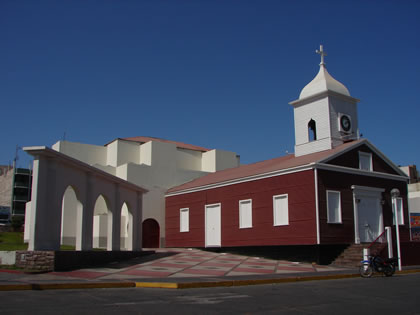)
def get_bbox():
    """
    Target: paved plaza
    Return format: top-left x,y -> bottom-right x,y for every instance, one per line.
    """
2,248 -> 347,283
